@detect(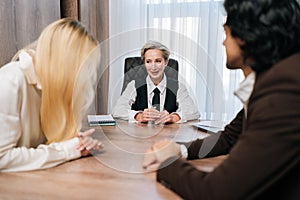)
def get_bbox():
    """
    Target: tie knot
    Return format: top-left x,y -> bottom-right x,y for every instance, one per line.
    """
153,87 -> 160,94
